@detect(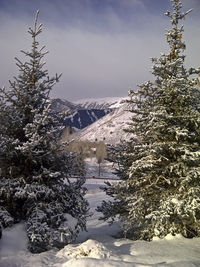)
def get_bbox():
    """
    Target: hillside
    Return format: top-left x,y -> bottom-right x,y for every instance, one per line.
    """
51,98 -> 79,113
65,101 -> 133,144
51,98 -> 112,129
